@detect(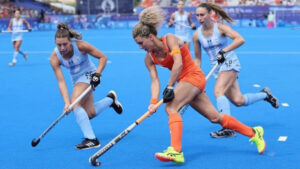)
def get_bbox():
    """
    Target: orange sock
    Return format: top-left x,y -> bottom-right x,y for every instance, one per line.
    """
221,114 -> 255,138
168,113 -> 183,152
